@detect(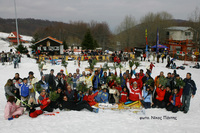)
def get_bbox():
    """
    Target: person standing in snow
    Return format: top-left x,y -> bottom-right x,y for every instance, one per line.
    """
40,69 -> 56,91
27,71 -> 36,101
181,73 -> 197,113
92,70 -> 100,91
1,51 -> 5,65
4,79 -> 17,100
15,78 -> 33,103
